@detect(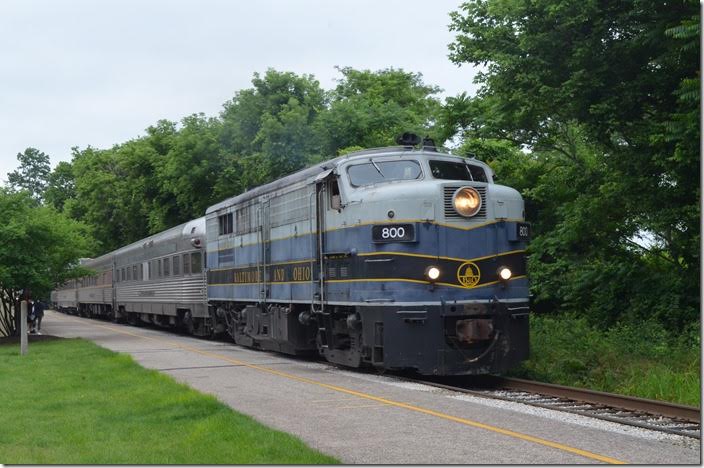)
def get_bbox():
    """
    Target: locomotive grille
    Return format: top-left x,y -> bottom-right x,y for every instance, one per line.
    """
444,185 -> 487,220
